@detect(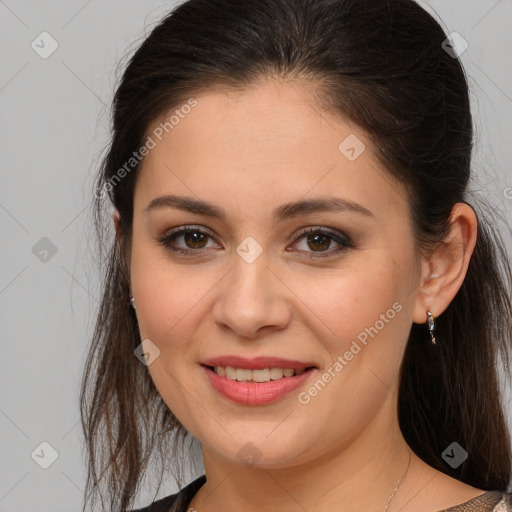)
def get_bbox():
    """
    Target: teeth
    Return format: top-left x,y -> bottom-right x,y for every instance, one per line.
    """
214,365 -> 308,382
236,368 -> 252,381
225,366 -> 237,379
270,367 -> 284,380
251,368 -> 270,382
